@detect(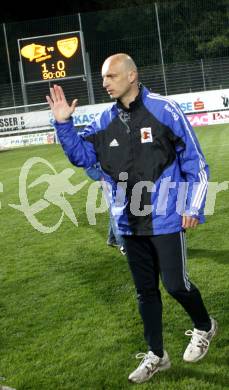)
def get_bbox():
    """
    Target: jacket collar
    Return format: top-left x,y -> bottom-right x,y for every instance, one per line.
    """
116,83 -> 145,112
